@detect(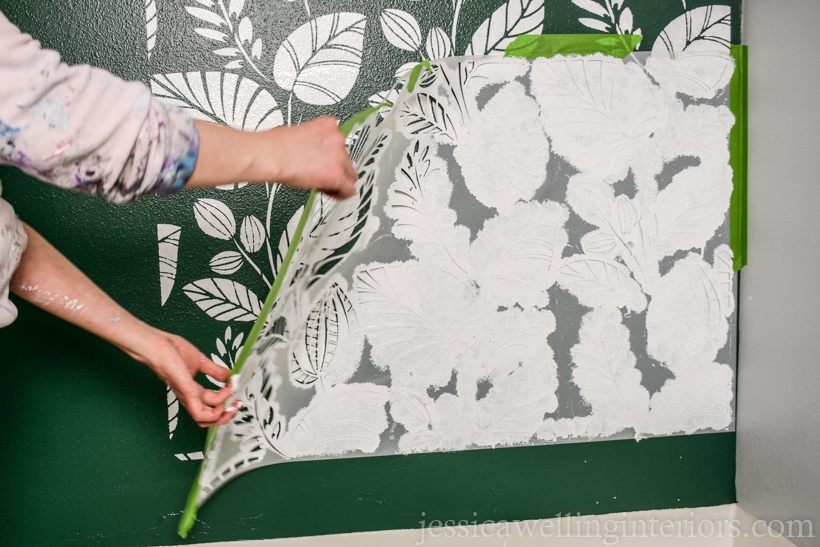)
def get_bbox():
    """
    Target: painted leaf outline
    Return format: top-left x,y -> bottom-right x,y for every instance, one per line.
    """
158,224 -> 181,306
273,13 -> 367,106
464,0 -> 545,55
284,383 -> 389,457
379,9 -> 422,52
210,250 -> 244,275
145,0 -> 158,58
193,198 -> 236,240
653,5 -> 731,57
152,72 -> 283,130
183,278 -> 262,321
558,256 -> 647,312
